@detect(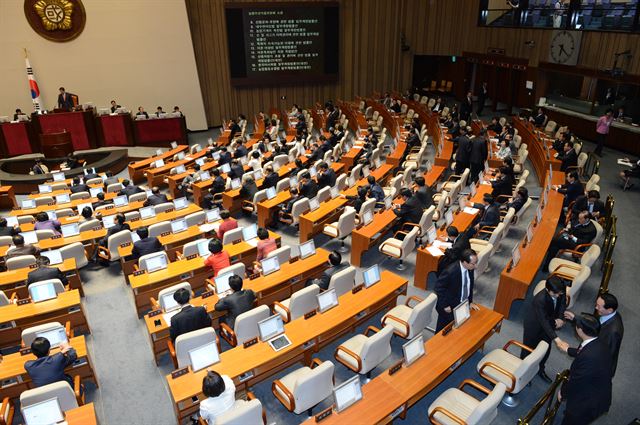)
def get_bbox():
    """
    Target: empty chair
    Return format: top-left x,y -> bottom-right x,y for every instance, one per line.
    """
220,305 -> 271,347
106,183 -> 123,193
60,242 -> 89,268
476,340 -> 550,406
428,380 -> 506,424
272,359 -> 335,416
170,327 -> 220,370
443,168 -> 470,192
50,183 -> 69,191
222,227 -> 244,245
0,289 -> 16,306
432,190 -> 448,222
70,192 -> 90,201
316,187 -> 331,203
334,325 -> 394,378
356,198 -> 376,225
17,215 -> 35,225
273,284 -> 320,323
512,150 -> 528,175
323,207 -> 356,252
185,211 -> 206,227
213,263 -> 246,282
35,229 -> 55,241
22,321 -> 67,347
181,239 -> 208,258
124,211 -> 140,222
474,242 -> 494,276
34,196 -> 54,207
383,175 -> 403,199
28,279 -> 65,300
154,202 -> 175,214
242,189 -> 268,214
276,178 -> 290,193
381,293 -> 437,339
327,265 -> 356,297
0,236 -> 12,247
128,192 -> 147,203
97,230 -> 132,262
78,219 -> 100,233
6,255 -> 37,270
138,251 -> 169,272
378,225 -> 420,270
85,177 -> 102,185
544,120 -> 557,135
265,245 -> 291,265
149,221 -> 171,238
551,243 -> 601,273
154,282 -> 192,311
20,381 -> 83,414
273,154 -> 289,171
55,208 -> 75,218
335,173 -> 347,191
470,223 -> 505,257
